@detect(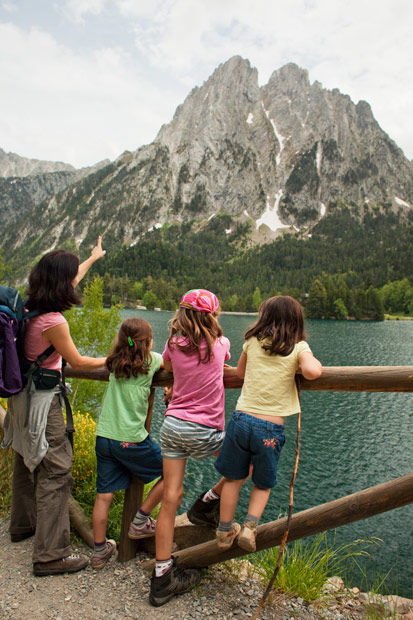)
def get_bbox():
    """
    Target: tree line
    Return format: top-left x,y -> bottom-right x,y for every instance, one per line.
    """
92,203 -> 412,320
